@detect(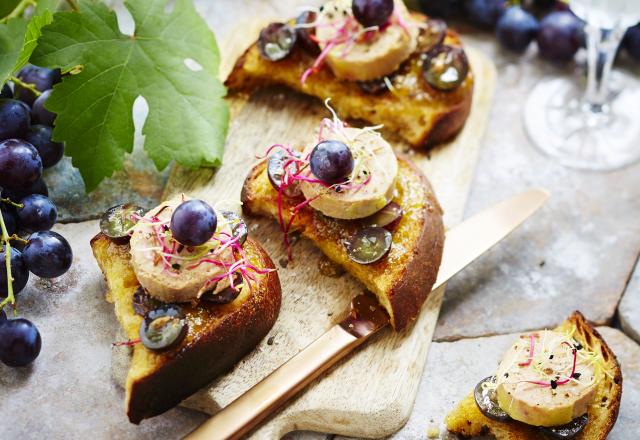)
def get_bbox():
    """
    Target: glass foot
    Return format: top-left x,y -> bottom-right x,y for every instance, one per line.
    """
524,72 -> 640,171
